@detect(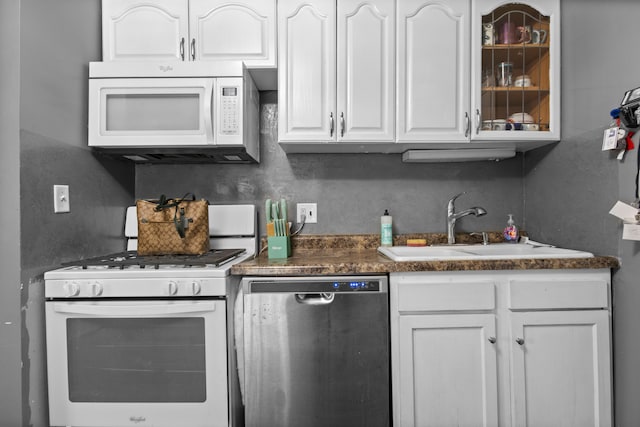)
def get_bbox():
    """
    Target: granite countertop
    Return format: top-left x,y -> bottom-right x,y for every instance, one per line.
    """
231,233 -> 620,276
